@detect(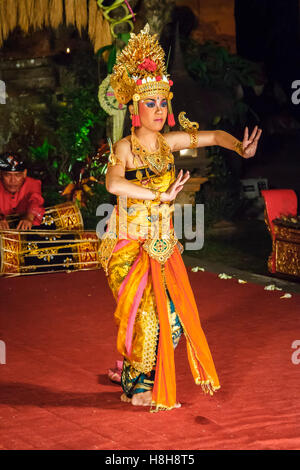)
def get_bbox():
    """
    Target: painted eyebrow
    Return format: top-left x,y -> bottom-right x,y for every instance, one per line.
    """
144,98 -> 167,102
